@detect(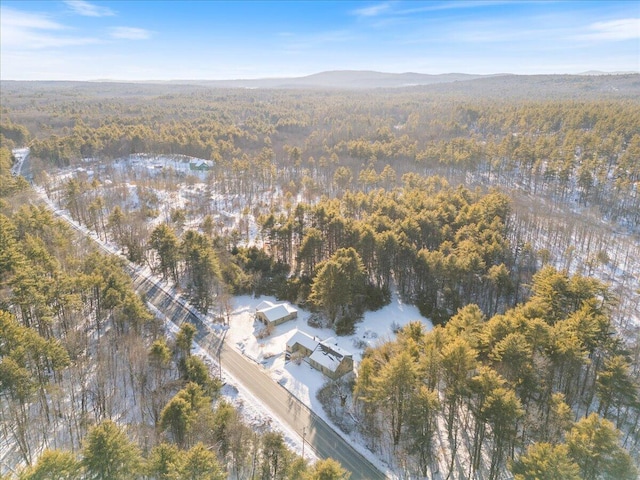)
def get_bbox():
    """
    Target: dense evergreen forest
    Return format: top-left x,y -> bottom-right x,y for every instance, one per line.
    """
1,75 -> 639,478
